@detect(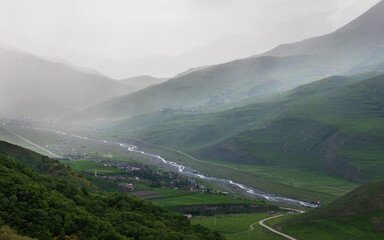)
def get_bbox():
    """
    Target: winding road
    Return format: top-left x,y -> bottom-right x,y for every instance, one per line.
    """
259,215 -> 297,240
